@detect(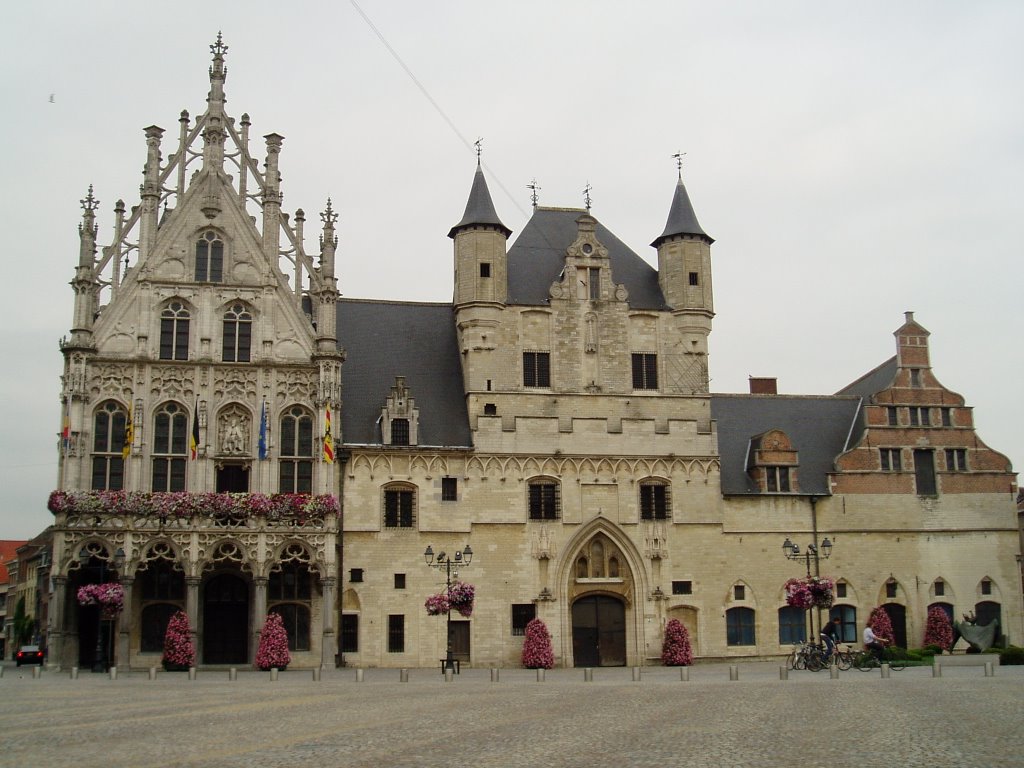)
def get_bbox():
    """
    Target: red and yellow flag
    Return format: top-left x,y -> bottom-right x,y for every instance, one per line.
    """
323,406 -> 335,463
121,406 -> 133,459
